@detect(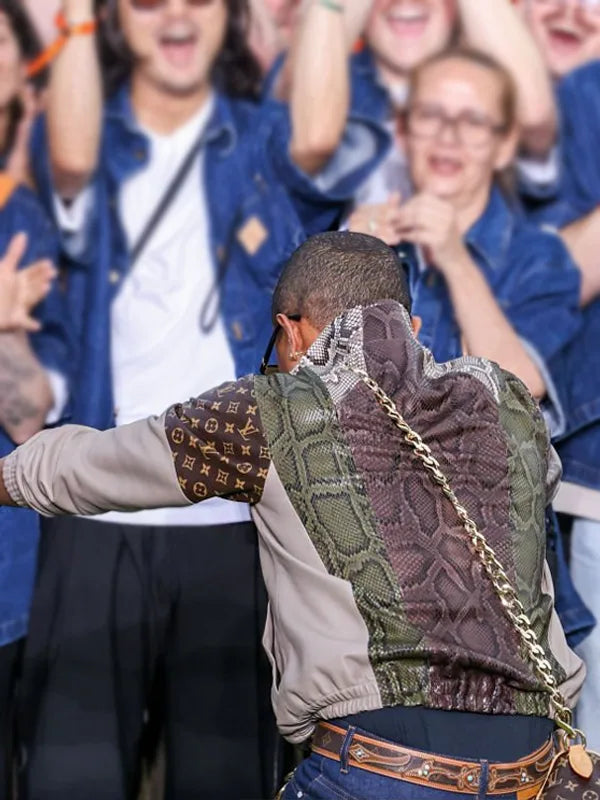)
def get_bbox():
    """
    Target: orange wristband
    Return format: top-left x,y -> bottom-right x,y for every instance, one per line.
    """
26,12 -> 97,79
